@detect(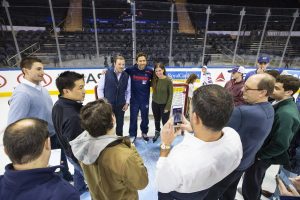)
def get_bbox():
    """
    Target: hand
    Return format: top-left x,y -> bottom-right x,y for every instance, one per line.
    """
122,103 -> 129,111
291,176 -> 300,193
180,114 -> 193,133
257,67 -> 265,74
100,69 -> 107,75
164,109 -> 169,113
277,176 -> 300,196
161,118 -> 177,145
